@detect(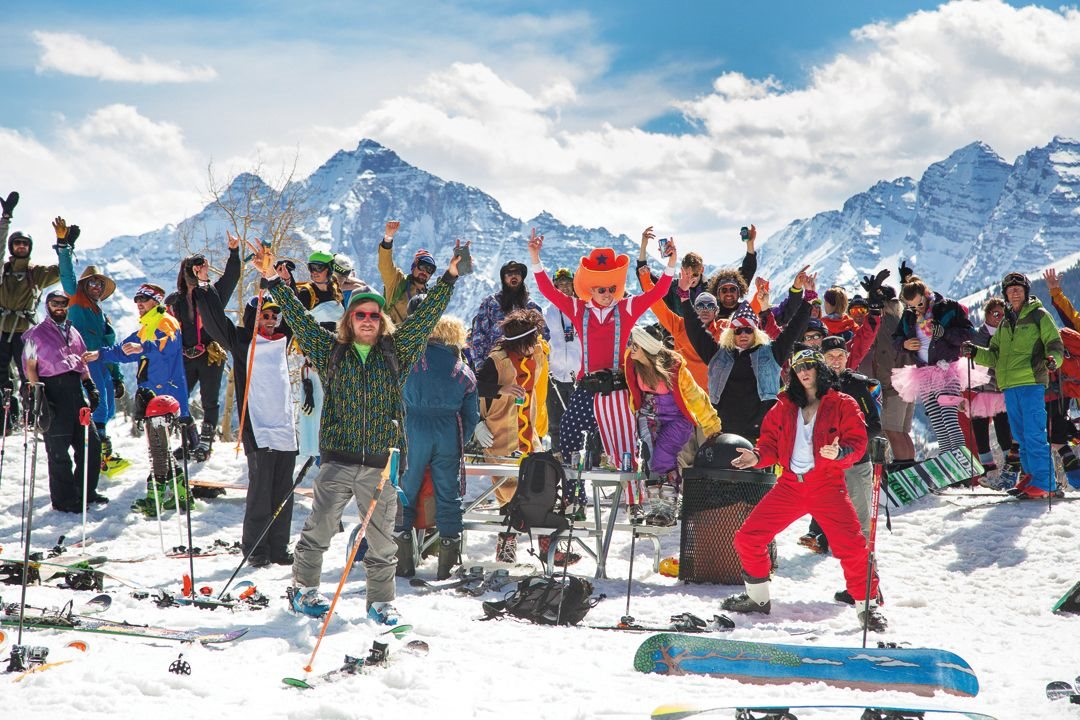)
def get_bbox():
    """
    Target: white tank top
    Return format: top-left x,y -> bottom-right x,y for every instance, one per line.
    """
790,410 -> 817,474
